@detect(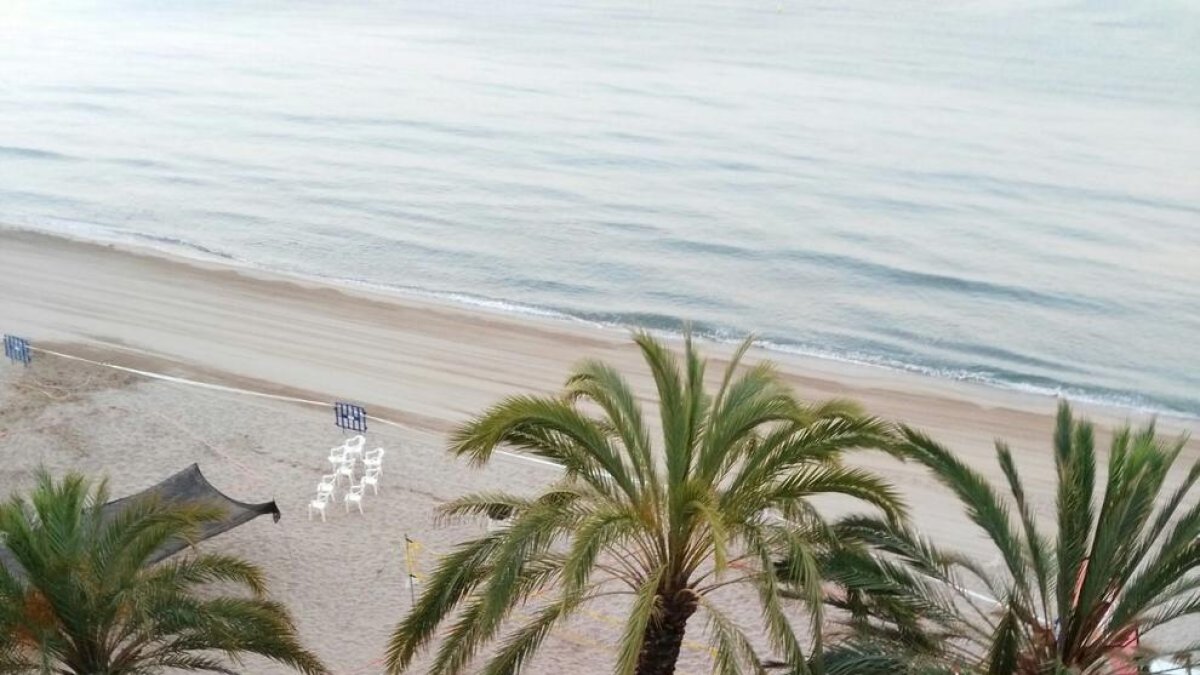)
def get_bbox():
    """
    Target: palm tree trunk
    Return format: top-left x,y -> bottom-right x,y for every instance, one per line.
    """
636,589 -> 699,675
